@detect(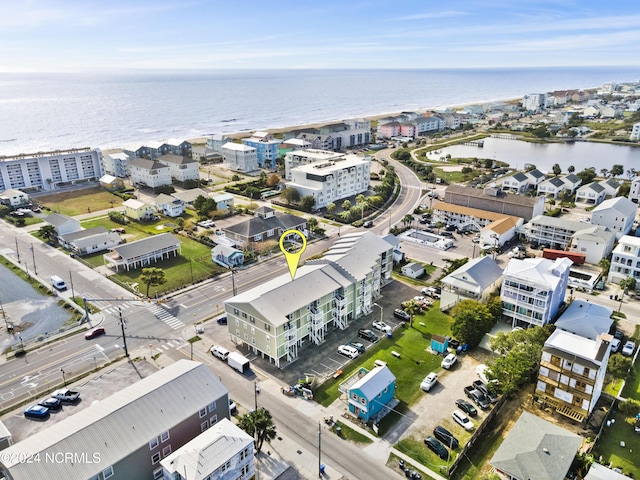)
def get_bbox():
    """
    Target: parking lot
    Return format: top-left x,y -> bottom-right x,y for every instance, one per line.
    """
254,280 -> 421,386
